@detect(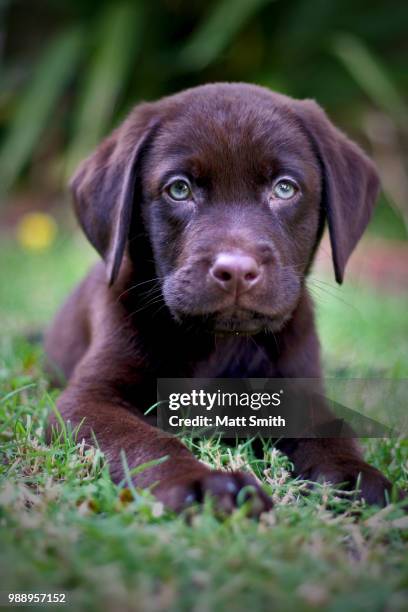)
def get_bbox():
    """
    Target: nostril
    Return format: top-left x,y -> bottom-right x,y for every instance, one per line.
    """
244,271 -> 258,282
218,270 -> 232,282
